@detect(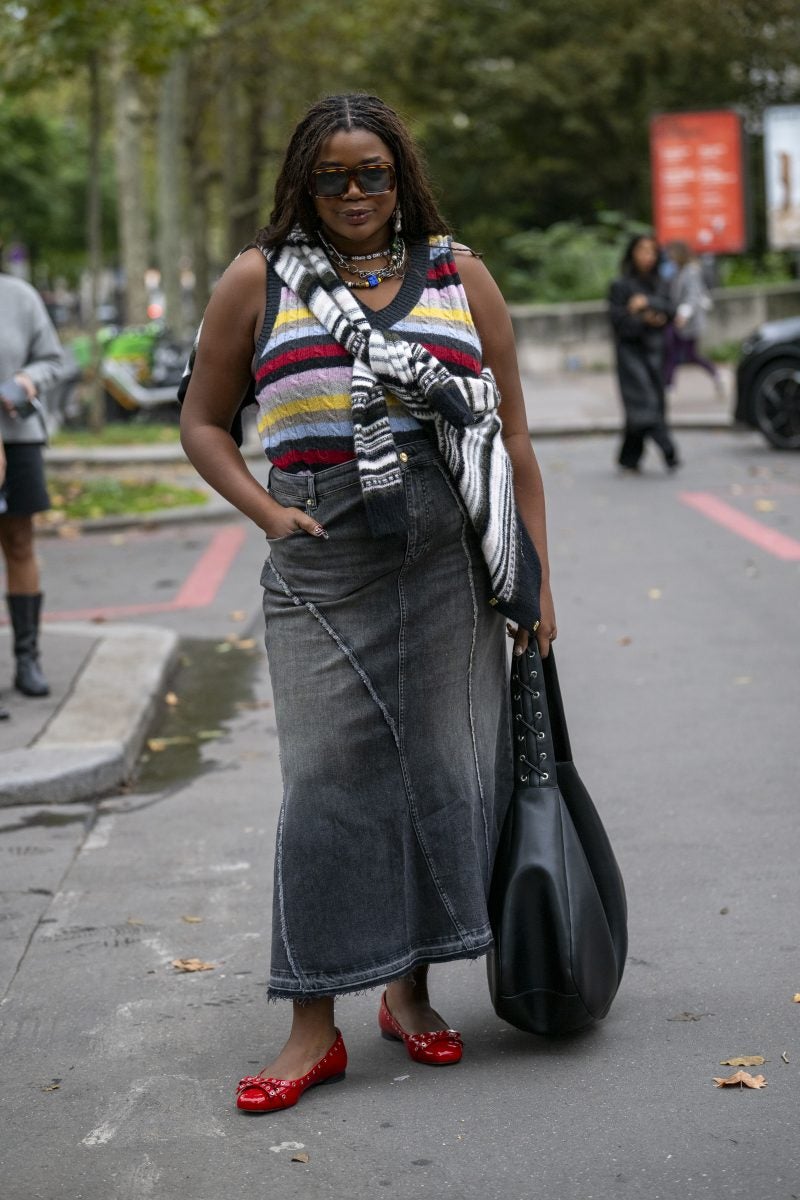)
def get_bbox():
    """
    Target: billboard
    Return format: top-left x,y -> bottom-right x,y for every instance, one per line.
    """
650,110 -> 747,254
763,106 -> 800,250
